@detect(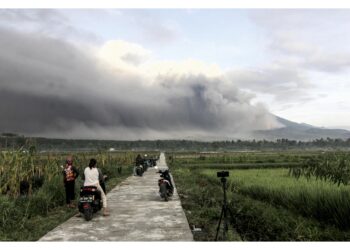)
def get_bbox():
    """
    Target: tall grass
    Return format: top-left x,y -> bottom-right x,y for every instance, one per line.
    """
202,168 -> 350,229
289,152 -> 350,186
169,152 -> 350,240
170,164 -> 350,241
0,148 -> 141,240
170,168 -> 241,241
0,149 -> 137,196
